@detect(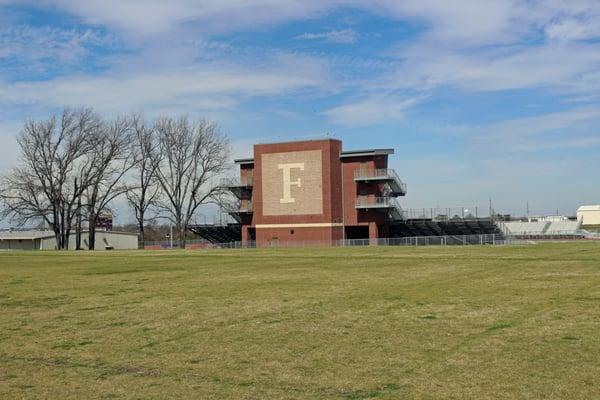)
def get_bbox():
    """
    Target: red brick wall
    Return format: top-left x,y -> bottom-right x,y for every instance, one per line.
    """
247,139 -> 343,245
239,140 -> 392,244
341,155 -> 389,227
